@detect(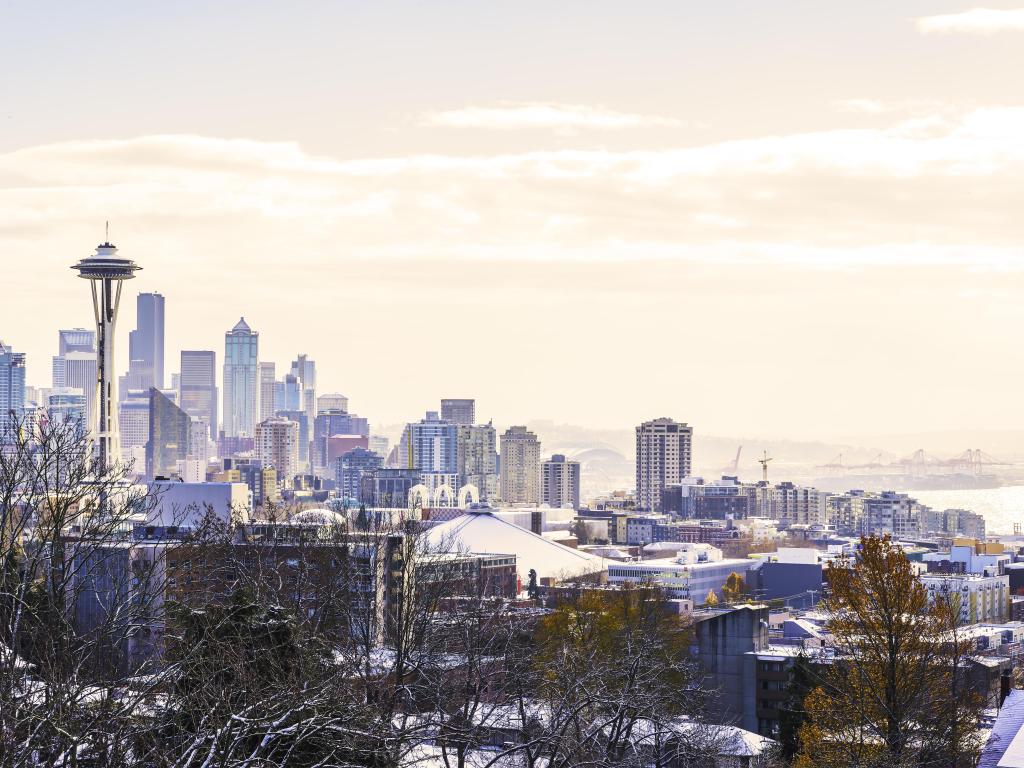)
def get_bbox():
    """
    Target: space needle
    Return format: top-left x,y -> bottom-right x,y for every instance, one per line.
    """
71,227 -> 141,469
